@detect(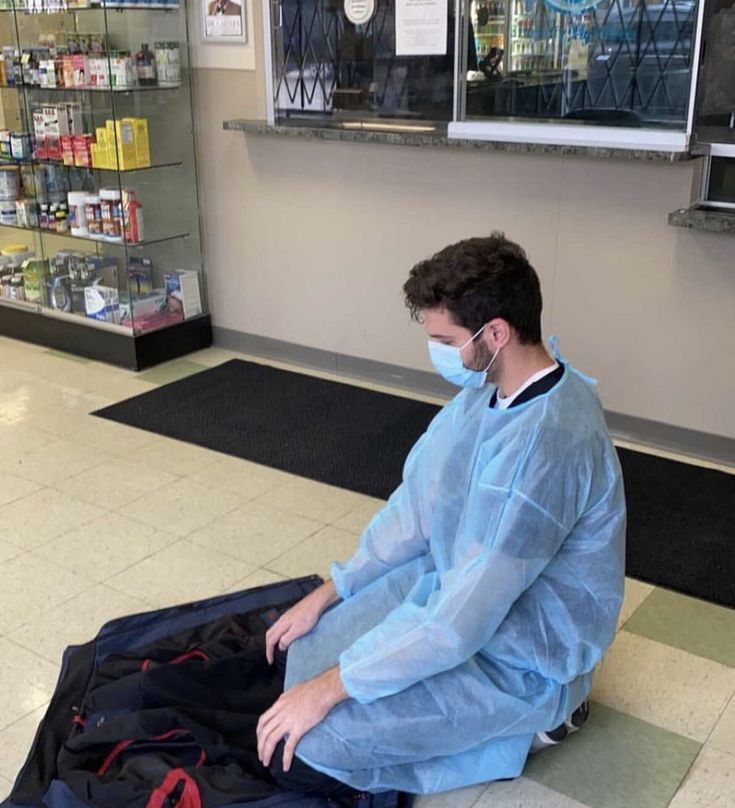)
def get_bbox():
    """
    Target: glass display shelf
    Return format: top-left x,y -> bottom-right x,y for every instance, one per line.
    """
1,83 -> 180,92
0,156 -> 183,171
0,219 -> 190,246
0,292 -> 133,334
0,4 -> 181,12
